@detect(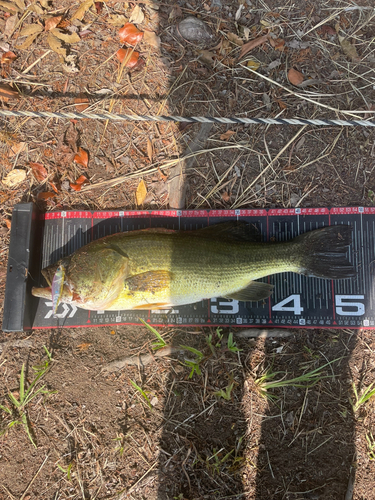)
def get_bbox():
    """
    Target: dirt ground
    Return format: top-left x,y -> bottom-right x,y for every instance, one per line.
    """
1,0 -> 375,499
